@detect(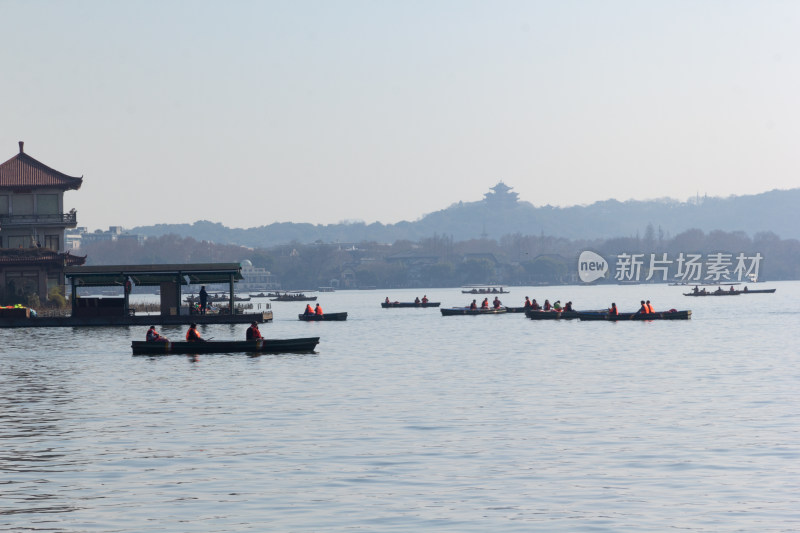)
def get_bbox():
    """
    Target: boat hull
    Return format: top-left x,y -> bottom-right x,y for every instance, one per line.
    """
526,310 -> 580,320
577,310 -> 692,321
381,302 -> 441,308
440,307 -> 507,316
684,289 -> 775,296
132,337 -> 320,355
298,312 -> 348,321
